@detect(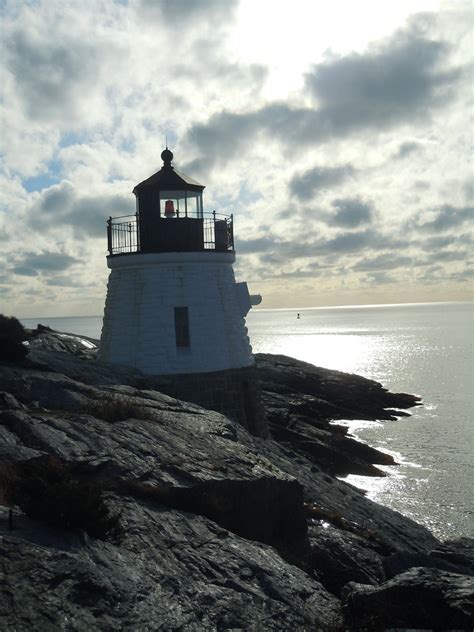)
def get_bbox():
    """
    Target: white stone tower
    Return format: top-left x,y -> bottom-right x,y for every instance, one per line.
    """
99,149 -> 266,435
